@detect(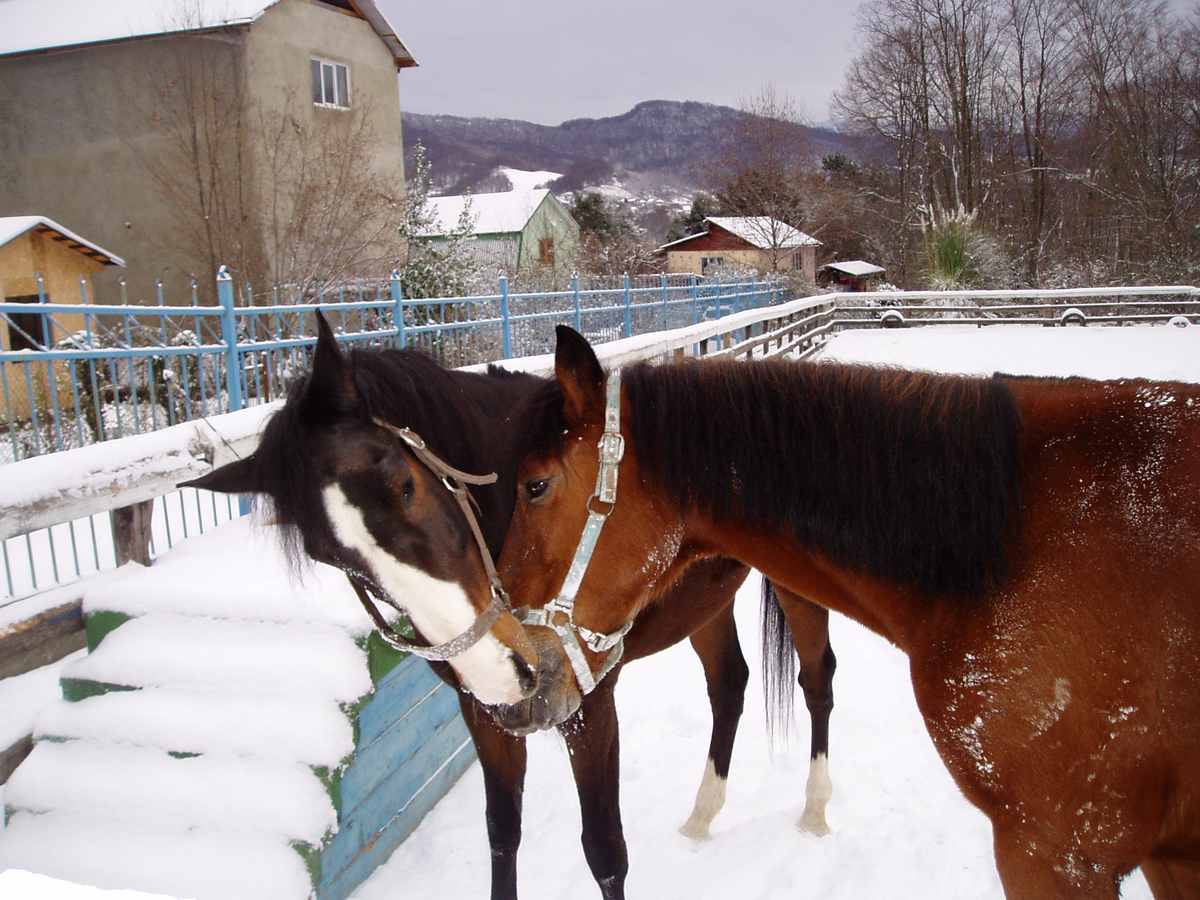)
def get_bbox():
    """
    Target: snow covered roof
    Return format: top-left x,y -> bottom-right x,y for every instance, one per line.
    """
0,216 -> 125,266
822,260 -> 886,277
705,217 -> 822,249
656,216 -> 822,254
0,0 -> 416,68
425,190 -> 553,237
